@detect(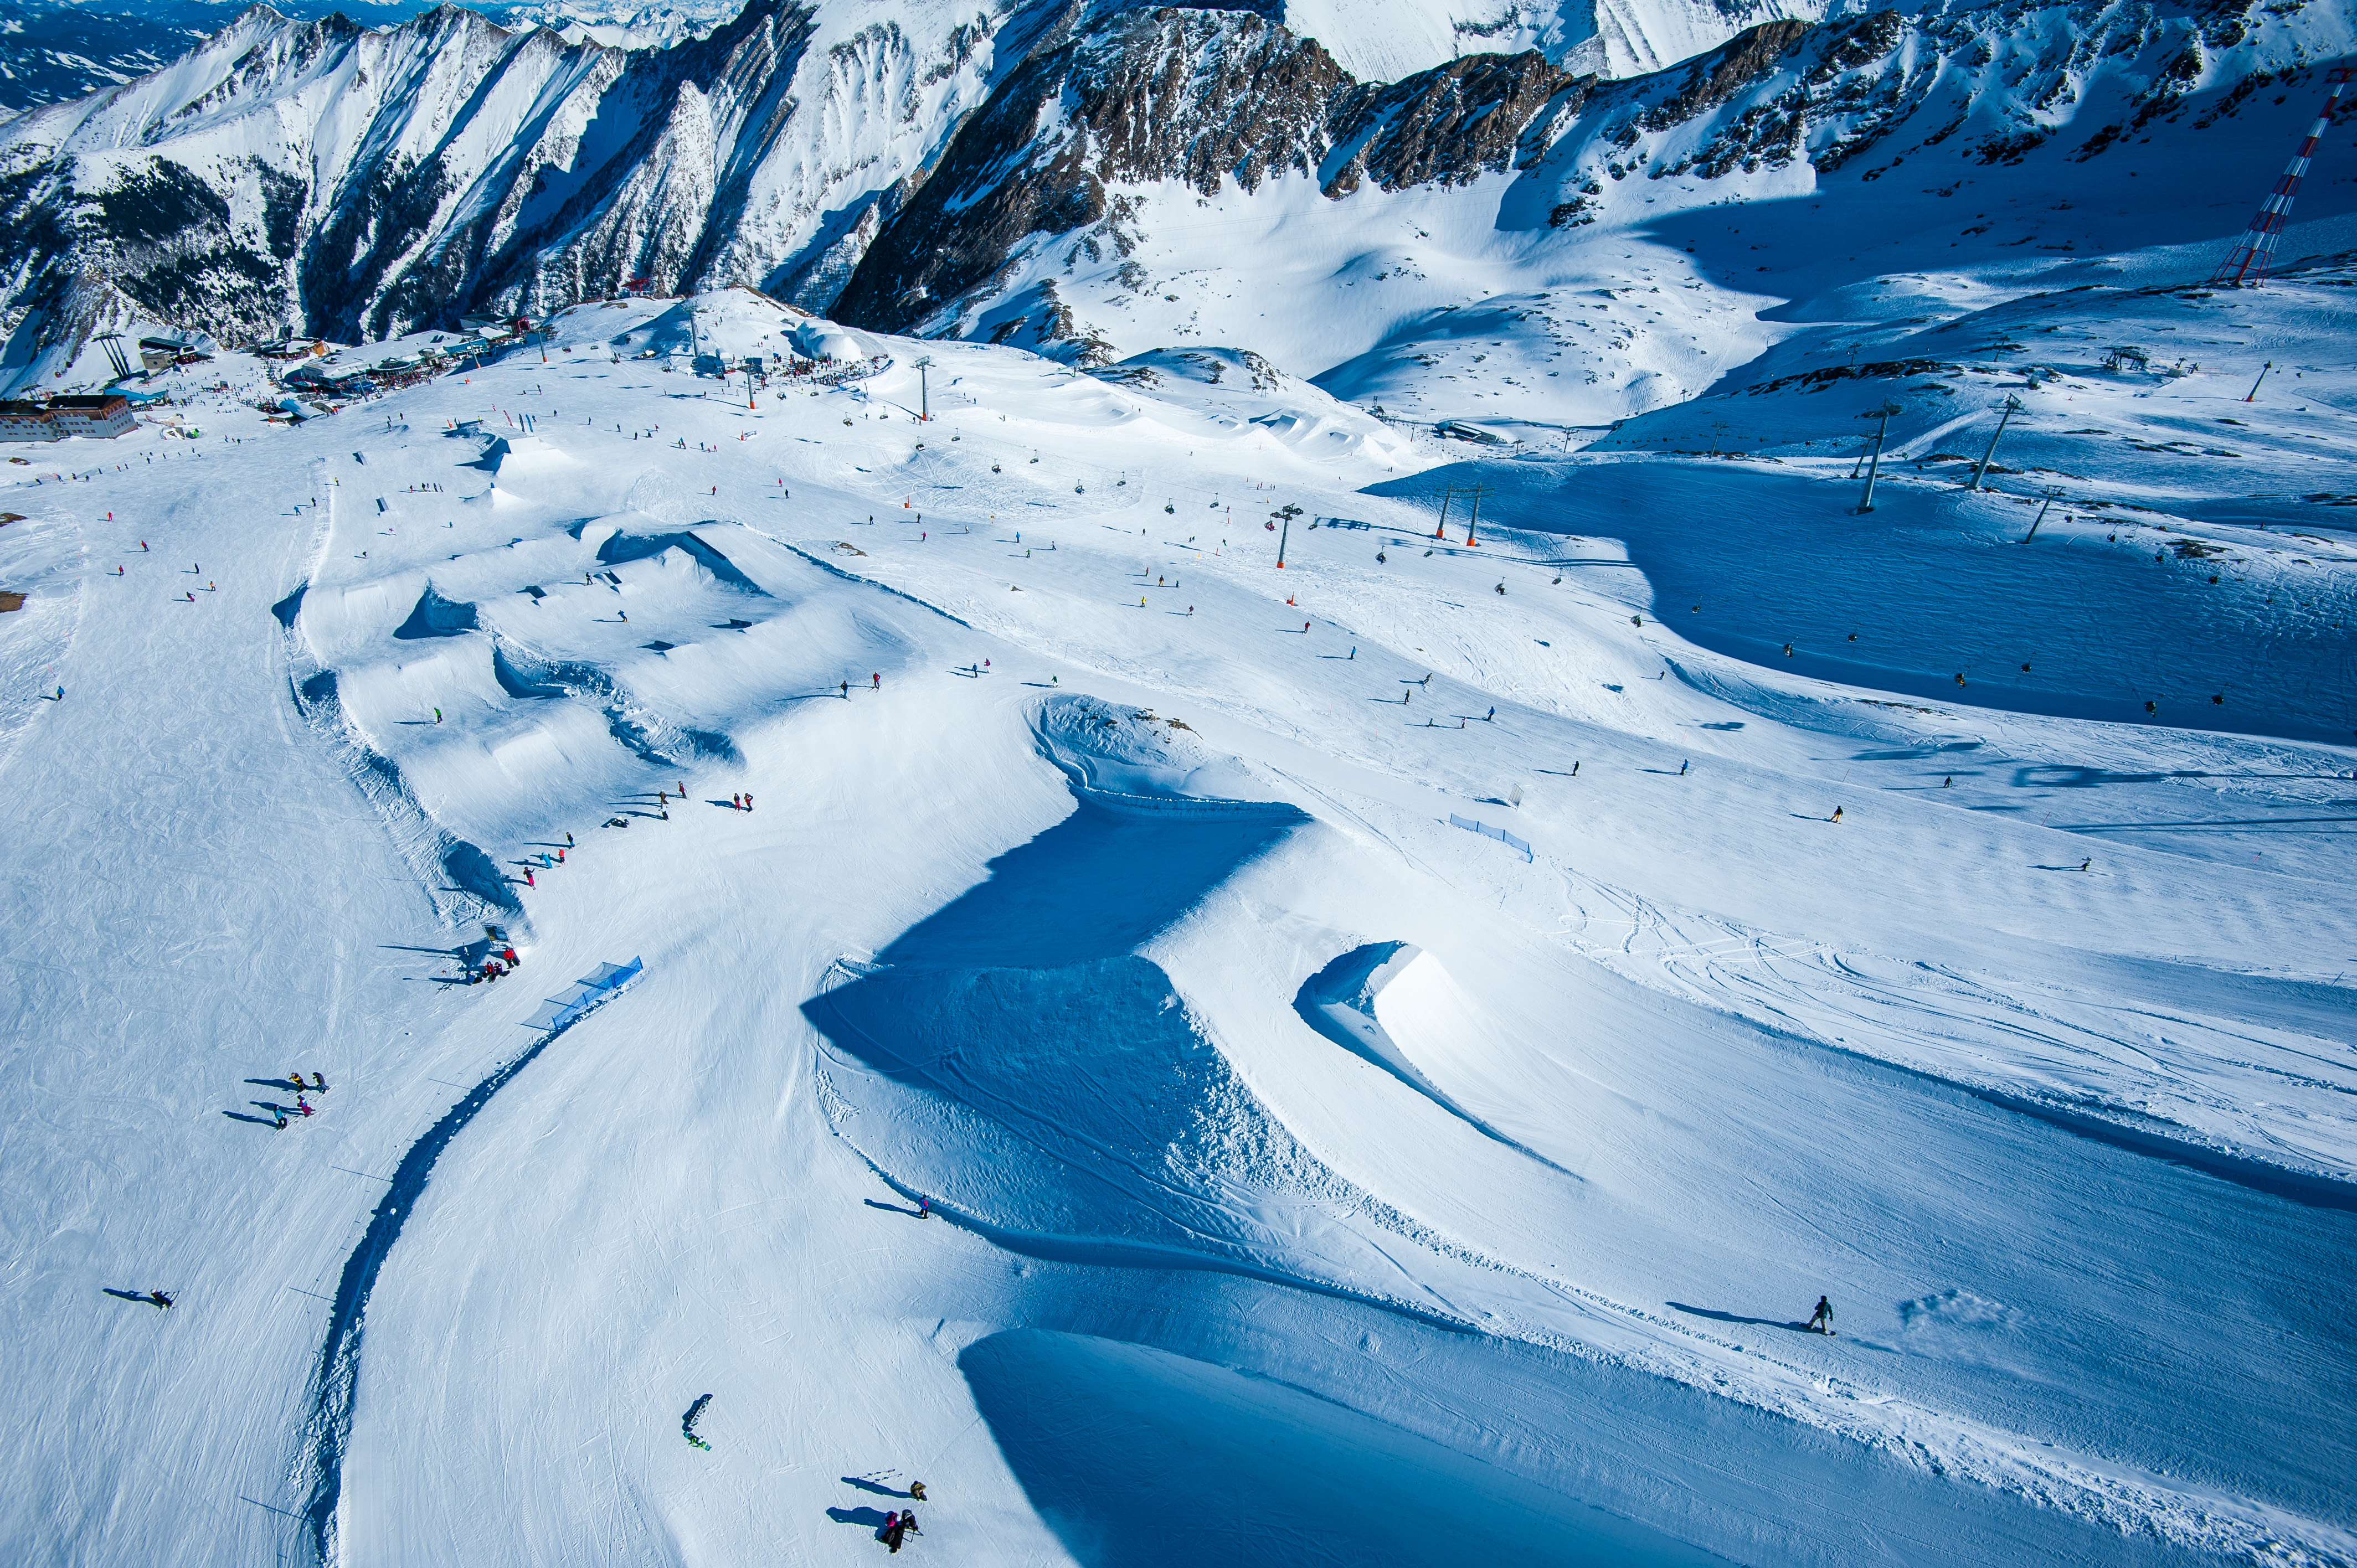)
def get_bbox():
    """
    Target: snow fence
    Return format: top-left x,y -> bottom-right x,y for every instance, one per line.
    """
519,957 -> 644,1032
1448,814 -> 1532,863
